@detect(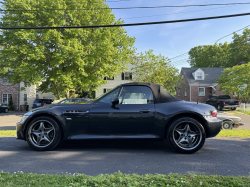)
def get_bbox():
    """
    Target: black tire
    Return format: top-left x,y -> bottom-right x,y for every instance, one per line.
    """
25,116 -> 62,151
231,107 -> 236,111
4,108 -> 8,113
167,117 -> 206,154
222,120 -> 233,130
217,104 -> 223,111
